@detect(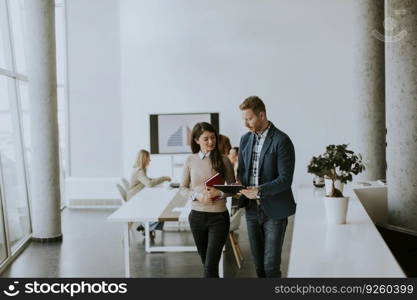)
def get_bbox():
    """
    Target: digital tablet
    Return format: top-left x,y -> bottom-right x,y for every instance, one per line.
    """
212,185 -> 245,194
